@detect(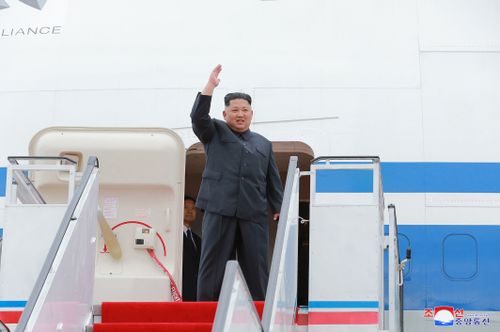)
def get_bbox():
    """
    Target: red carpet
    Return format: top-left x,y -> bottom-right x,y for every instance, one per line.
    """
93,301 -> 264,332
